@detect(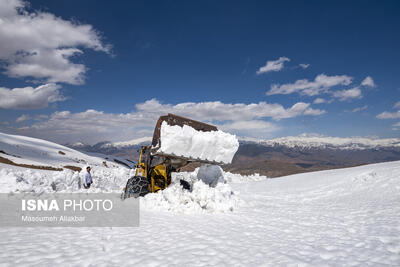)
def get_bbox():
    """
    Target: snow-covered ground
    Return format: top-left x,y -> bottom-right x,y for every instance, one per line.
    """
0,132 -> 134,170
1,160 -> 399,266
